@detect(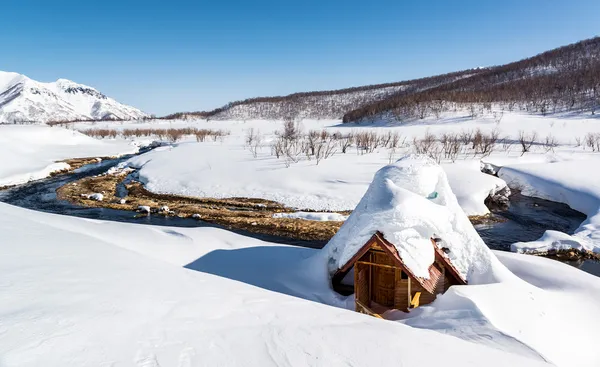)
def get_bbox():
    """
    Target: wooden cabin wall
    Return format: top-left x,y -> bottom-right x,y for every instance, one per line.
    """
394,277 -> 410,311
355,263 -> 369,306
